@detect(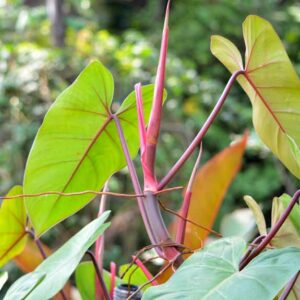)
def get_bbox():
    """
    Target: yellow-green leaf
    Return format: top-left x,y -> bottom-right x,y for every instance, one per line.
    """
24,60 -> 165,236
244,195 -> 267,236
210,35 -> 243,73
211,15 -> 300,179
119,264 -> 150,291
0,186 -> 27,267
